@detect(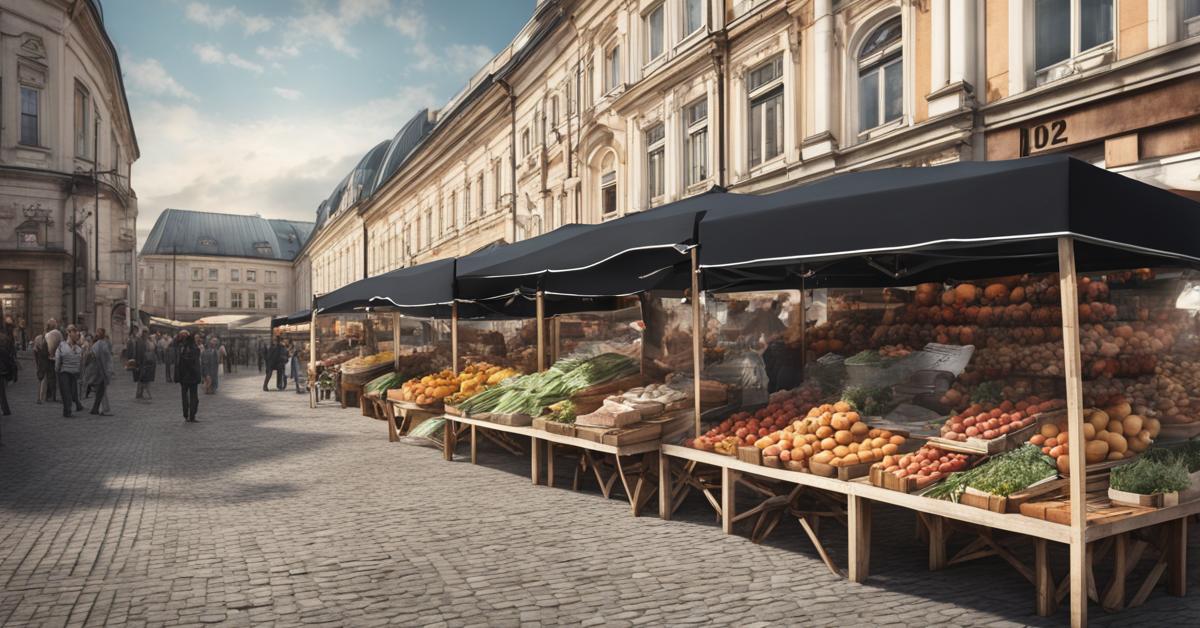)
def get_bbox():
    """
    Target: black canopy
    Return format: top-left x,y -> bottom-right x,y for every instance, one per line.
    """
458,187 -> 754,298
271,309 -> 312,328
314,258 -> 458,317
699,156 -> 1200,290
